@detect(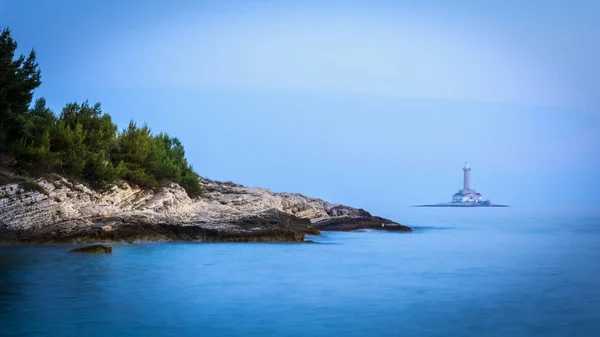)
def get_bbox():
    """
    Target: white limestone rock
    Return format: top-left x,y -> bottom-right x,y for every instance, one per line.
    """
0,175 -> 383,242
